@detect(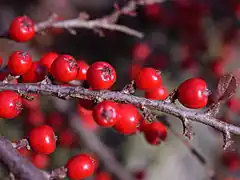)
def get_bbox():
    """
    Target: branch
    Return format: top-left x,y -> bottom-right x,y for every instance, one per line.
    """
0,83 -> 240,136
34,0 -> 167,38
0,136 -> 47,180
70,113 -> 135,180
